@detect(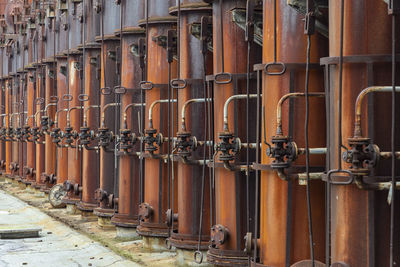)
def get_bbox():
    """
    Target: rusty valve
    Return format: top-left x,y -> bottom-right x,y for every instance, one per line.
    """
215,132 -> 241,162
175,132 -> 198,158
0,126 -> 6,140
0,160 -> 6,170
266,135 -> 298,169
343,137 -> 379,177
41,173 -> 57,184
22,125 -> 32,142
6,127 -> 14,140
14,126 -> 23,141
97,127 -> 114,148
40,116 -> 54,134
144,128 -> 164,153
210,224 -> 229,247
9,162 -> 19,172
63,181 -> 81,196
79,127 -> 96,145
166,209 -> 178,227
50,127 -> 62,145
30,126 -> 43,143
63,126 -> 78,145
23,166 -> 35,177
119,129 -> 137,151
138,203 -> 154,221
94,188 -> 114,208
